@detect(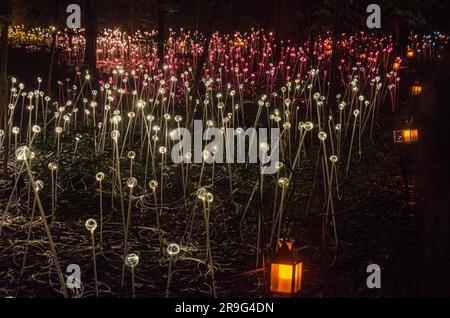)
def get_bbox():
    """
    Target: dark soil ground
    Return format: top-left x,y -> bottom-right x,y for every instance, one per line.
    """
1,48 -> 450,298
